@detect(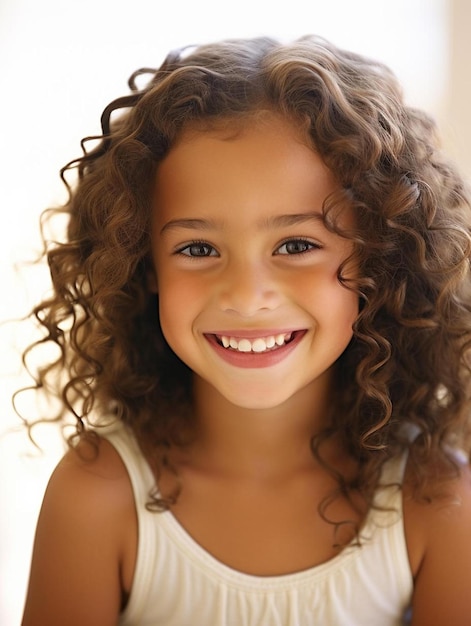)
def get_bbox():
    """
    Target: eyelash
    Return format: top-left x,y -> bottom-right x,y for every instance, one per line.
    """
275,238 -> 321,256
175,241 -> 218,257
174,238 -> 321,258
